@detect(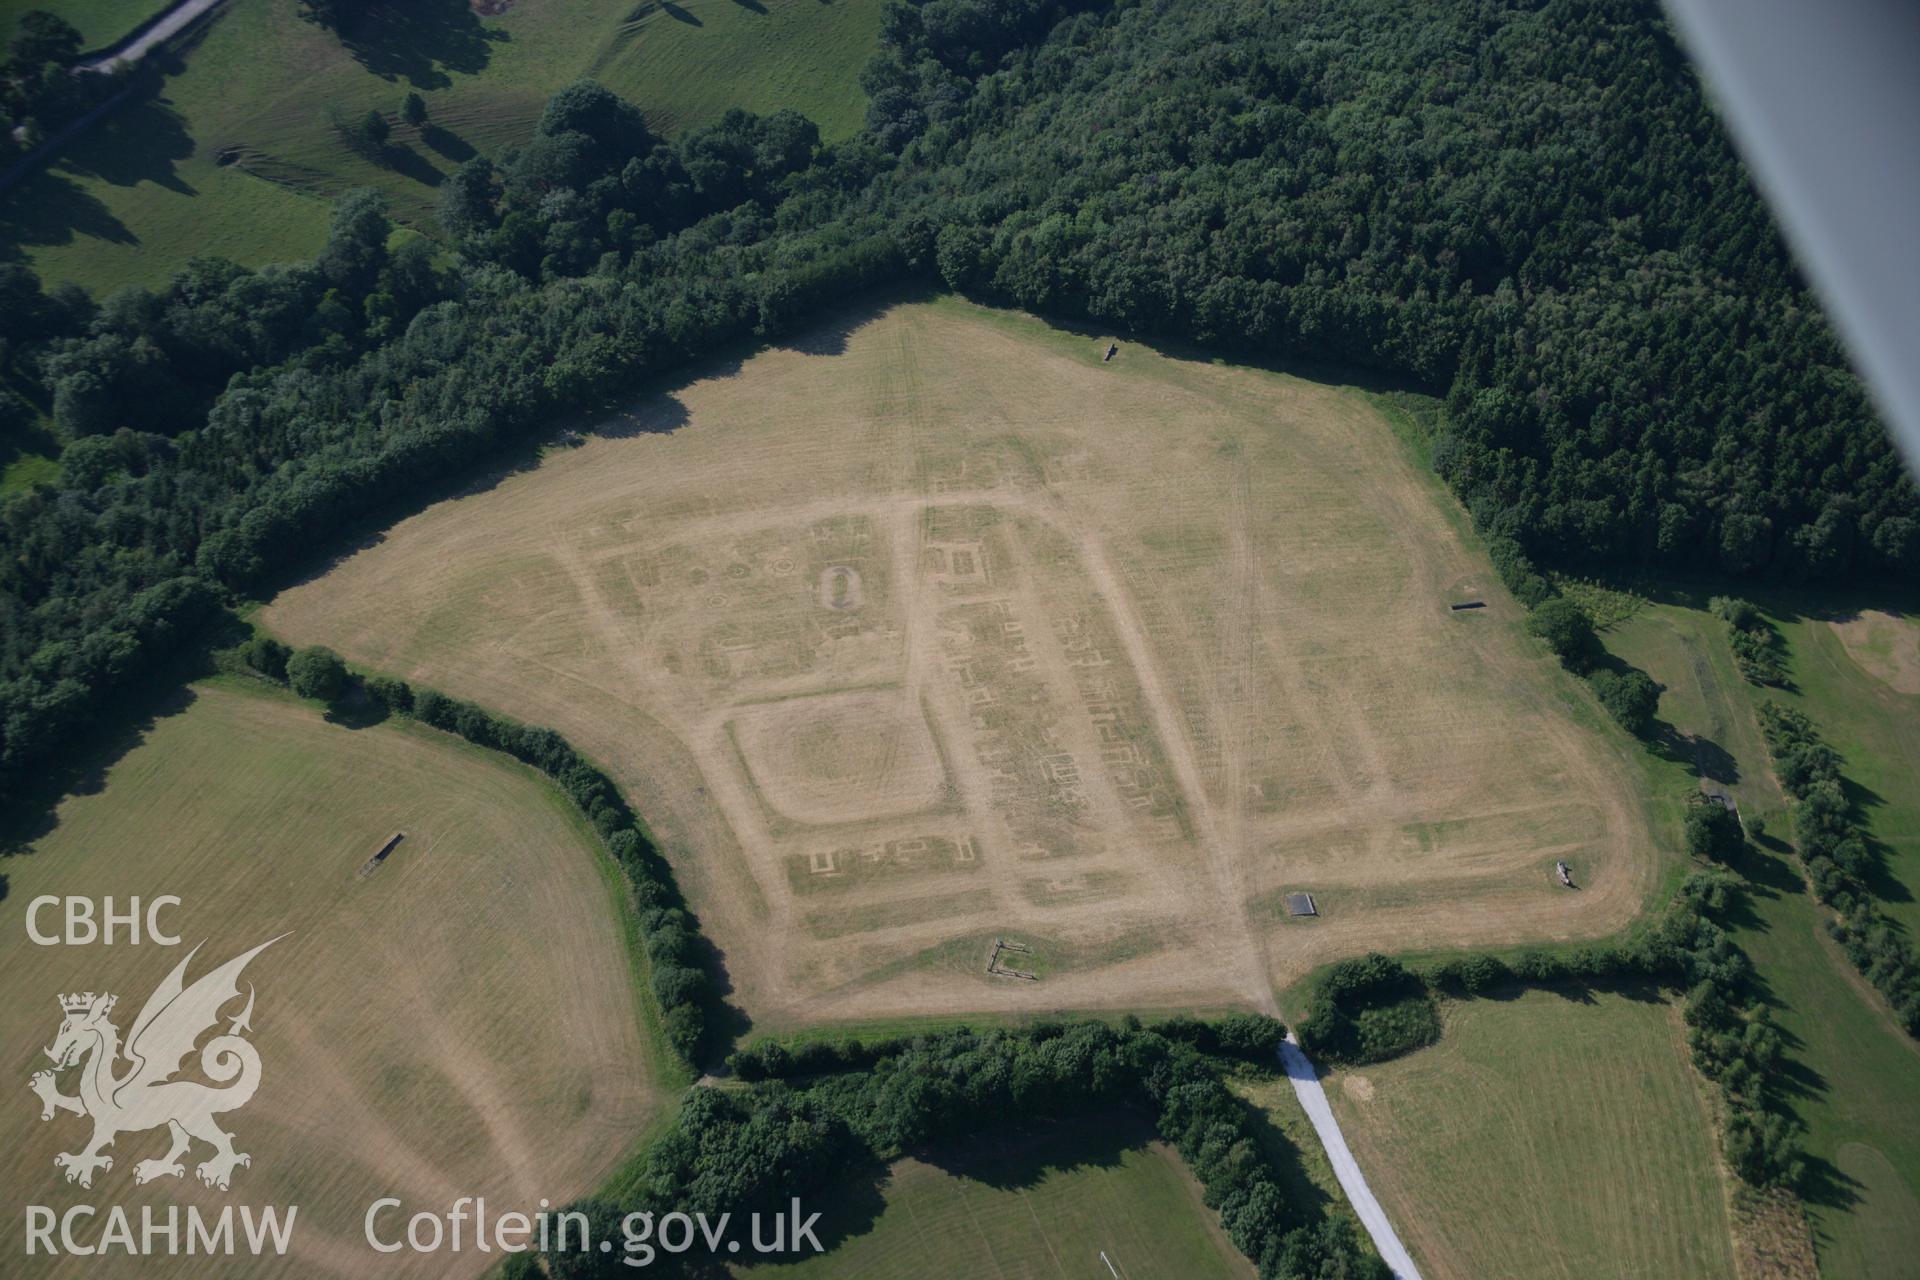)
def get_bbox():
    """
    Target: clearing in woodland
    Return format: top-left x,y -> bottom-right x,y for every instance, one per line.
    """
0,680 -> 664,1278
264,296 -> 1663,1029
